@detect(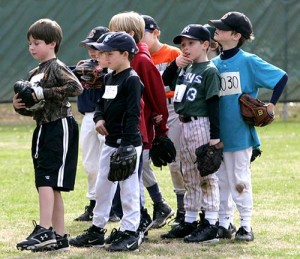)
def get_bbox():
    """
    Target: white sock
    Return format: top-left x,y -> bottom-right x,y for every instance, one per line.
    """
185,211 -> 198,223
205,211 -> 218,225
